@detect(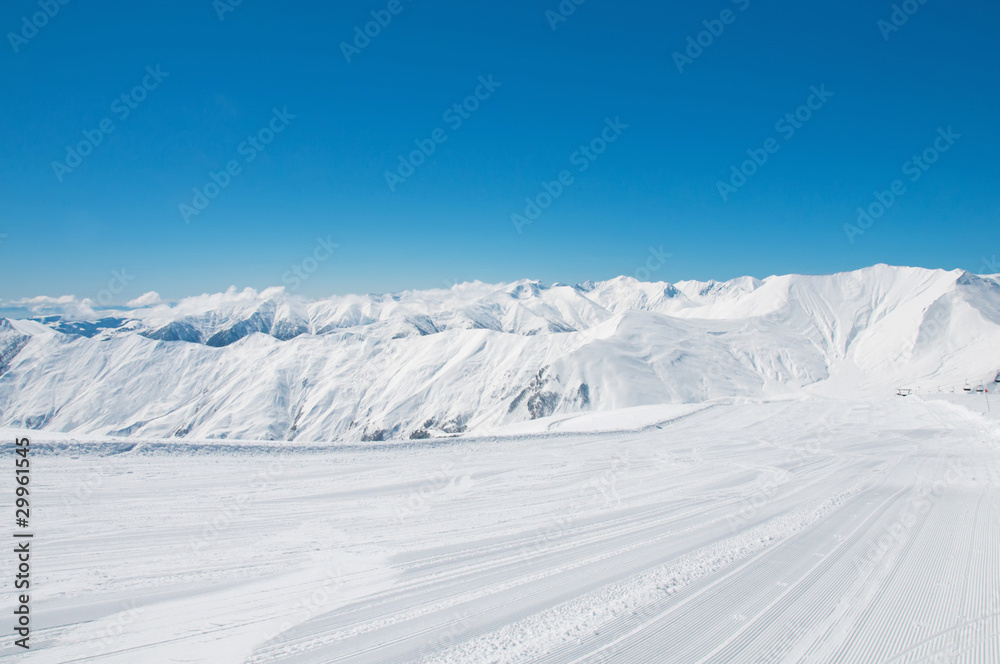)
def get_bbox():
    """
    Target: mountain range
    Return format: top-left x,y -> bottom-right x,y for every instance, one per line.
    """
2,264 -> 998,441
